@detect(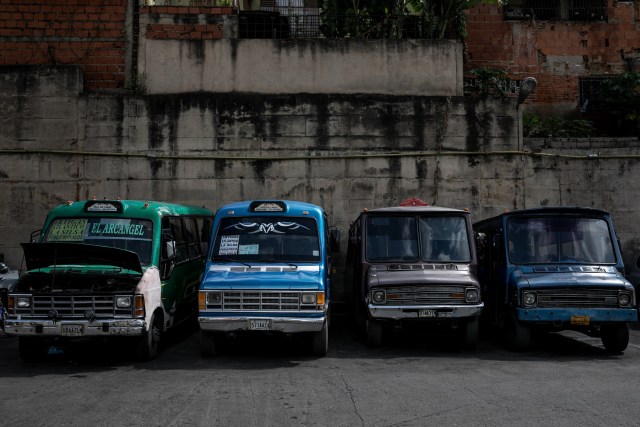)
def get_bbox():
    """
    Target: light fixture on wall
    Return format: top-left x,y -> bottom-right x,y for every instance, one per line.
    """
517,77 -> 537,107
